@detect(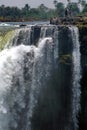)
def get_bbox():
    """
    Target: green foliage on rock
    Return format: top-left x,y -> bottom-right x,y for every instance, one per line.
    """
0,29 -> 15,50
59,54 -> 72,65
